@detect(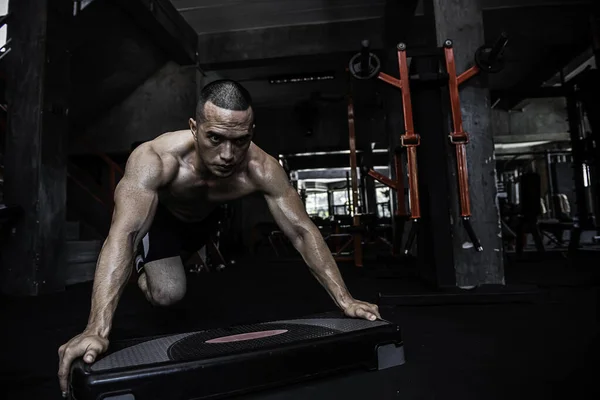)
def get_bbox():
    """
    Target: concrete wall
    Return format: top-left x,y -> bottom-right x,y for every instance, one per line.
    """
252,101 -> 387,156
71,61 -> 197,154
491,97 -> 568,137
72,65 -> 387,156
